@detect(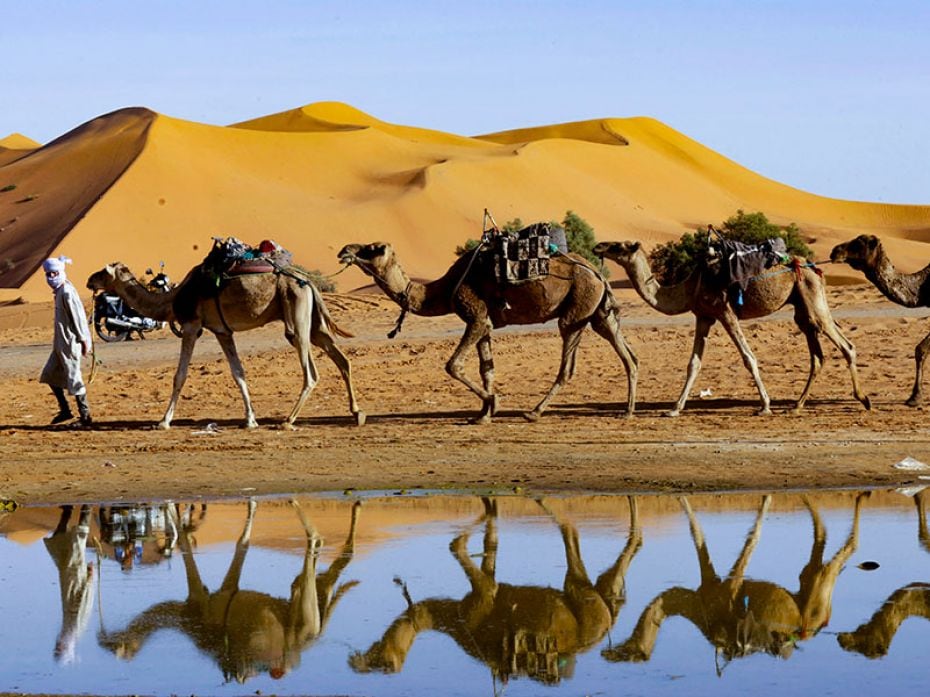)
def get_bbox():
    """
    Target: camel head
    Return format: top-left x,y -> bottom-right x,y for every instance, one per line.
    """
348,642 -> 405,674
592,241 -> 642,267
337,242 -> 395,276
837,627 -> 890,659
86,262 -> 133,293
830,235 -> 881,271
